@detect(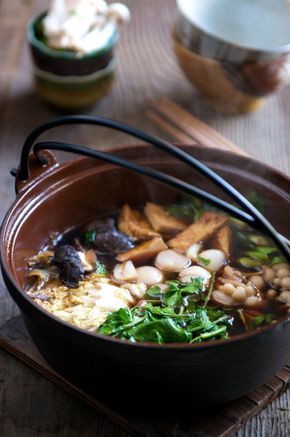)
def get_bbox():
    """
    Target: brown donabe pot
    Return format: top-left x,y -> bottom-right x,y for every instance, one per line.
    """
1,144 -> 290,409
